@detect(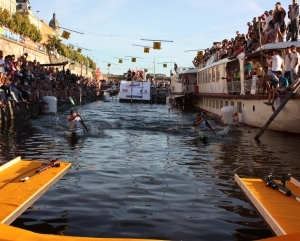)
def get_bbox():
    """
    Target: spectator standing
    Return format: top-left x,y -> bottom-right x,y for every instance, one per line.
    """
261,49 -> 283,72
0,51 -> 5,74
288,4 -> 292,20
263,10 -> 274,34
290,0 -> 300,41
286,20 -> 292,41
284,47 -> 292,85
290,45 -> 300,82
273,2 -> 286,42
